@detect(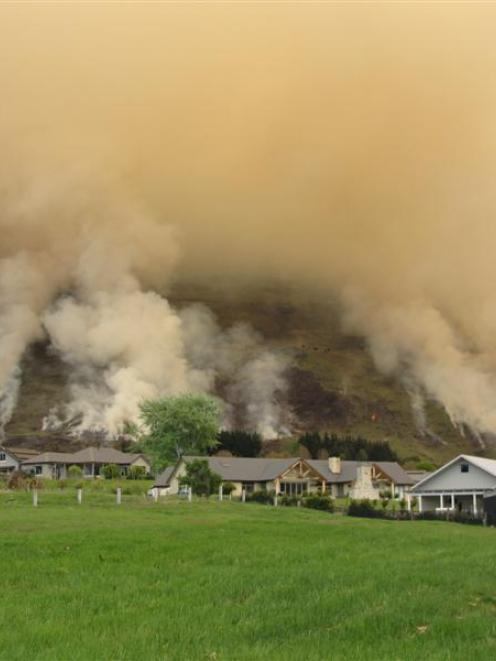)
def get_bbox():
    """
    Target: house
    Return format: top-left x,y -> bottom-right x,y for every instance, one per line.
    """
0,446 -> 39,474
21,447 -> 151,479
152,455 -> 414,499
410,454 -> 496,515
